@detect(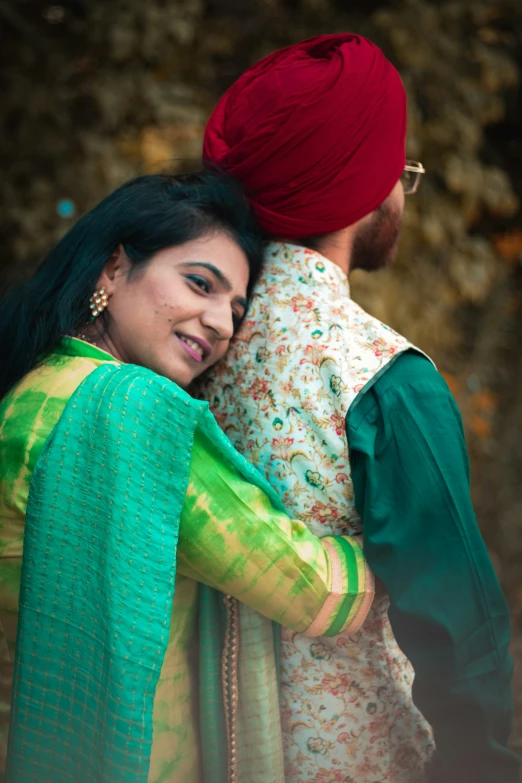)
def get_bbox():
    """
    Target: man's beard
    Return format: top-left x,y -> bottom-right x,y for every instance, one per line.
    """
350,201 -> 403,272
